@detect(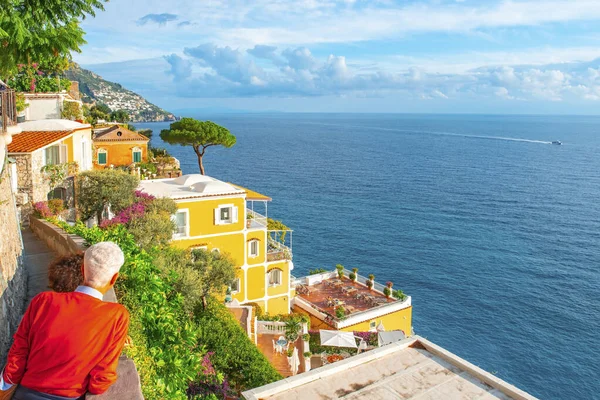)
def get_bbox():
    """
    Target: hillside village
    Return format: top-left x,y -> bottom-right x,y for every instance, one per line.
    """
65,64 -> 176,122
